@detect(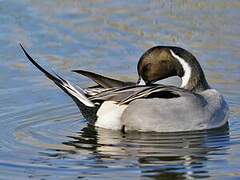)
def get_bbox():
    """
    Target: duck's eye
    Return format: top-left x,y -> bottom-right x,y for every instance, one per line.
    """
143,63 -> 151,72
160,60 -> 168,64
